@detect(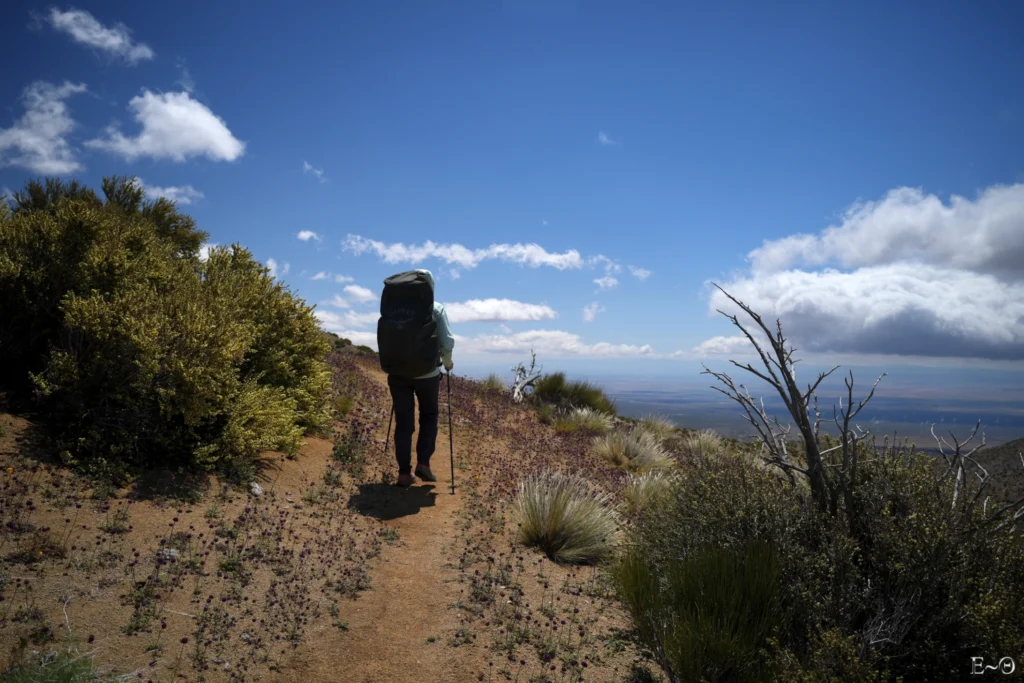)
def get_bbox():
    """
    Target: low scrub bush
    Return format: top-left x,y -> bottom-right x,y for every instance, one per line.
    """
513,470 -> 618,564
593,429 -> 674,472
624,449 -> 1024,681
1,646 -> 116,682
0,177 -> 332,477
614,539 -> 783,683
553,407 -> 614,434
532,372 -> 615,414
